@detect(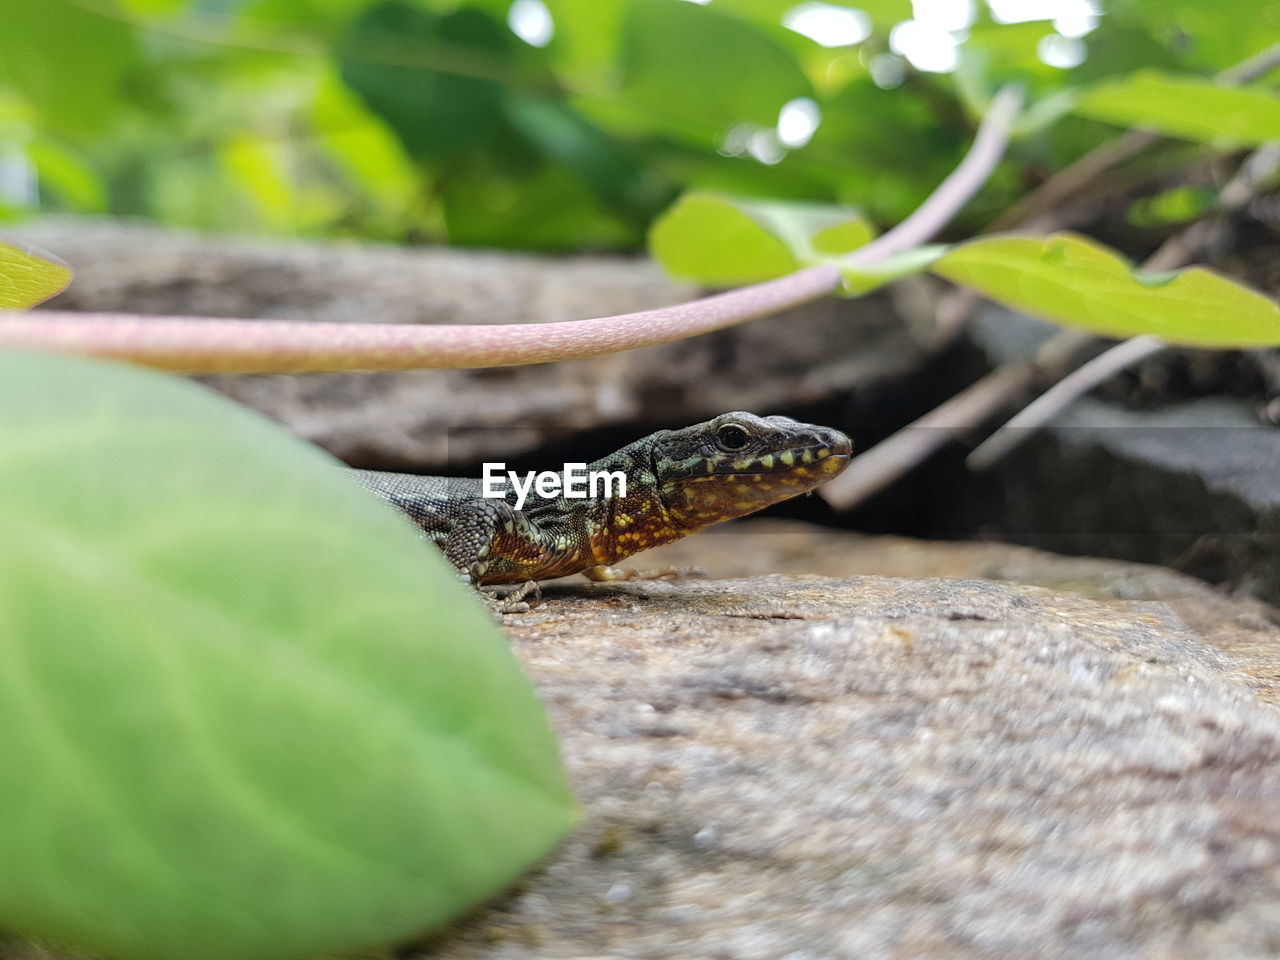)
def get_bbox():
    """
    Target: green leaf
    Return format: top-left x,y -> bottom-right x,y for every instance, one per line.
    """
338,3 -> 517,161
649,192 -> 875,285
617,0 -> 813,147
1109,0 -> 1280,74
0,352 -> 576,960
27,141 -> 108,213
933,232 -> 1280,347
545,0 -> 629,86
0,239 -> 72,308
506,95 -> 647,212
443,160 -> 636,250
650,194 -> 798,284
311,66 -> 418,215
1076,71 -> 1280,145
117,0 -> 185,13
811,217 -> 876,256
1126,184 -> 1216,227
0,0 -> 138,135
839,244 -> 947,296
